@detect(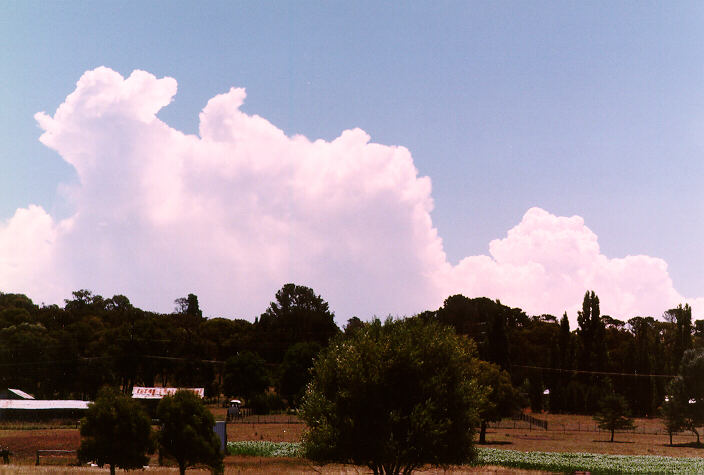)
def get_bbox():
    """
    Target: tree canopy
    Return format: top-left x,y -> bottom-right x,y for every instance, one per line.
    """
157,390 -> 223,475
77,387 -> 155,475
300,317 -> 482,475
593,393 -> 635,442
663,348 -> 704,444
474,360 -> 522,443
